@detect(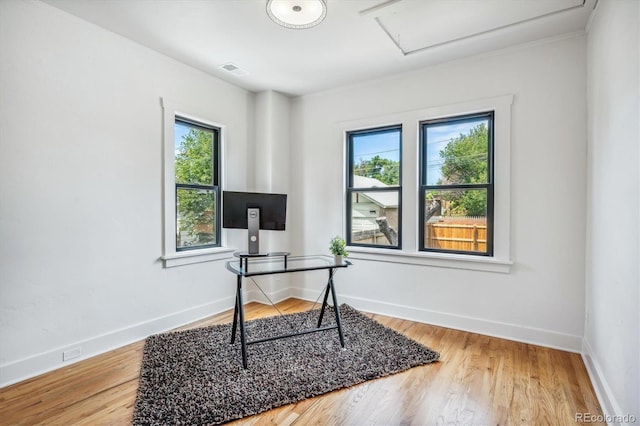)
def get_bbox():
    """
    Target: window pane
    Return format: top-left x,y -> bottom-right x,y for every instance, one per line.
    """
423,189 -> 487,253
424,118 -> 489,185
351,128 -> 400,187
176,188 -> 216,249
350,190 -> 399,247
175,121 -> 214,185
